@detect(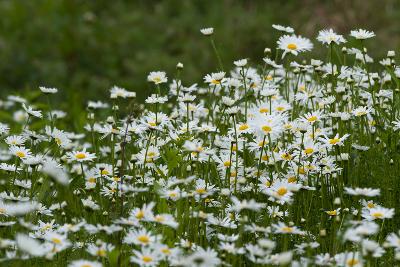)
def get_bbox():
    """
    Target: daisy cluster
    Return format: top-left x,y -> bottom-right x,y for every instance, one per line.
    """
0,25 -> 399,267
